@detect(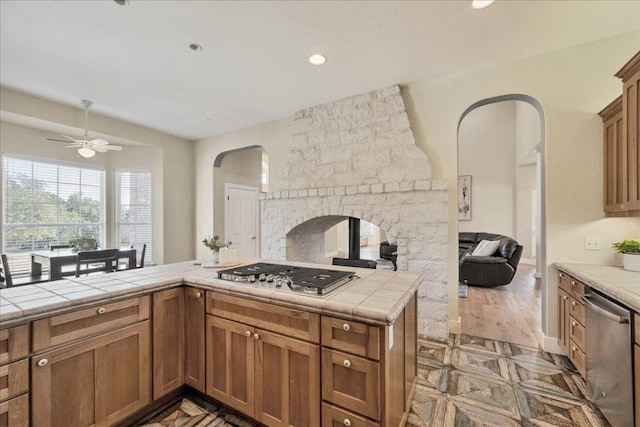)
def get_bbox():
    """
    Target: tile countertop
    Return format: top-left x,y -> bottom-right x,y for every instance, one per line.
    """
0,259 -> 422,327
555,263 -> 640,312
